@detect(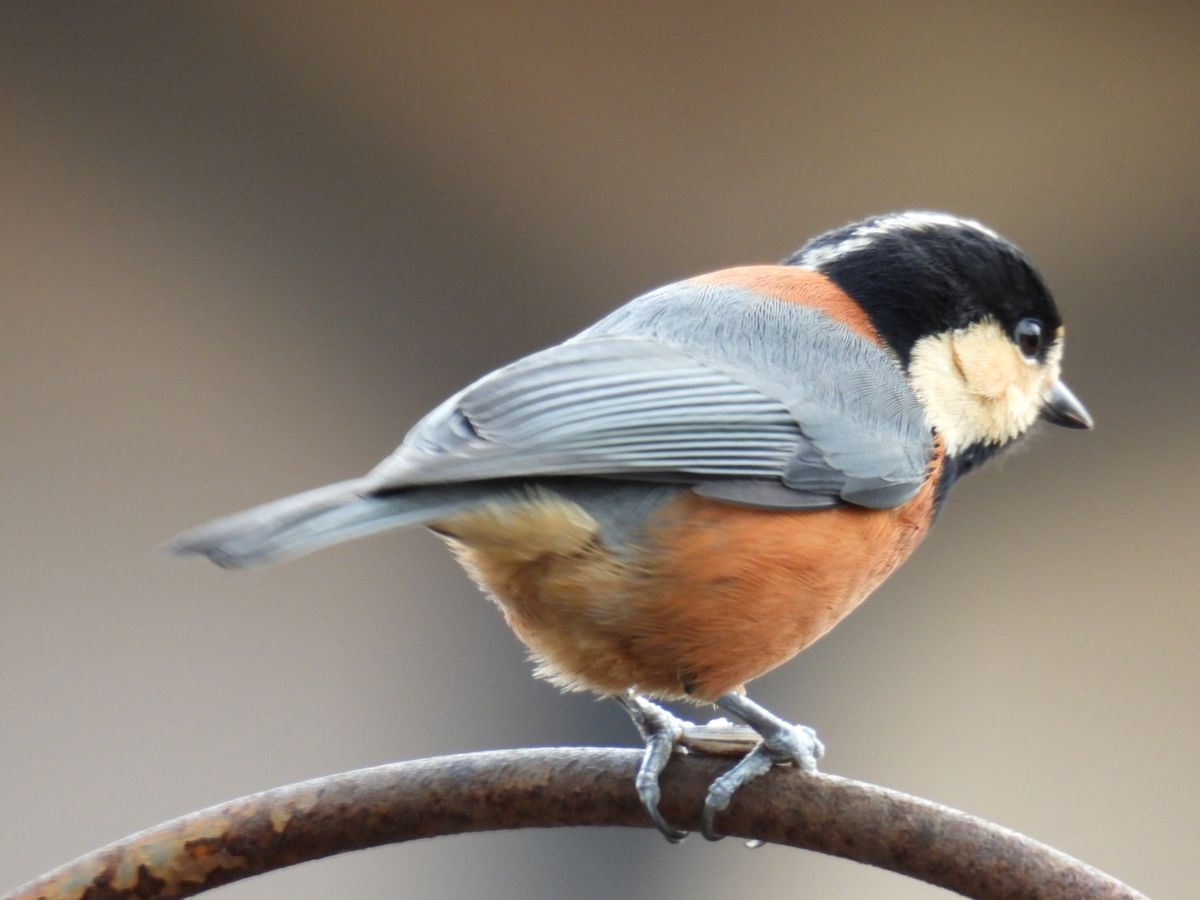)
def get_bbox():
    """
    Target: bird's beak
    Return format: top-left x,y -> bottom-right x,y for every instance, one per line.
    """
1040,379 -> 1094,430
